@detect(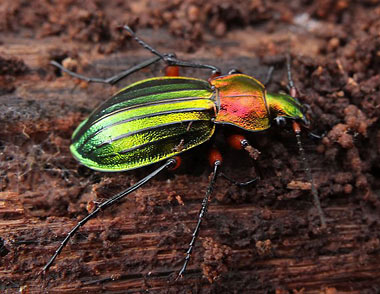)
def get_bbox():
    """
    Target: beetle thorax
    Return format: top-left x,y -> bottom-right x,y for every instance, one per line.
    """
210,74 -> 271,132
